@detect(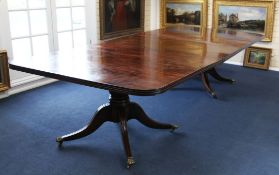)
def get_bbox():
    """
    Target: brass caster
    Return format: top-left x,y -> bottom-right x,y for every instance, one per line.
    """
56,137 -> 63,146
170,125 -> 179,132
211,92 -> 218,99
126,157 -> 135,169
231,79 -> 236,84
